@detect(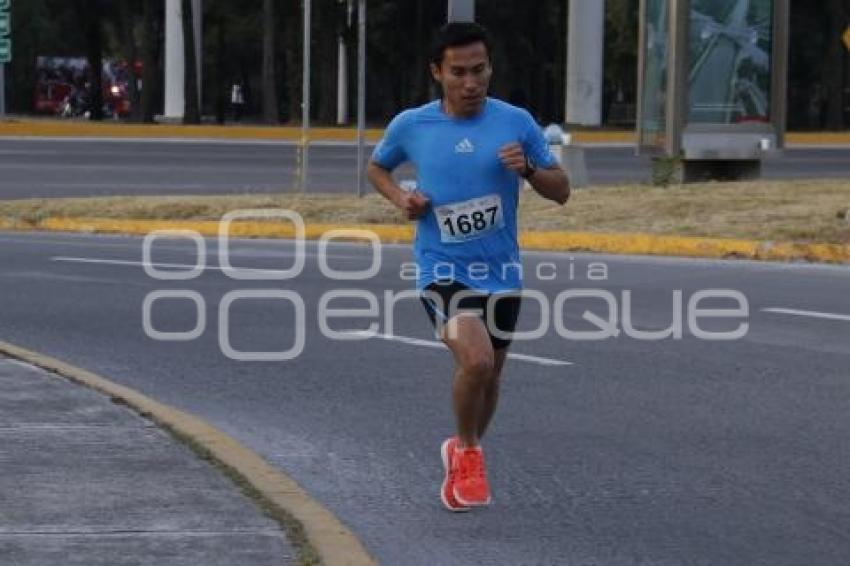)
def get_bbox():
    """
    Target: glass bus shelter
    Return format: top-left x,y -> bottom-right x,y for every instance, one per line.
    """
637,0 -> 790,181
